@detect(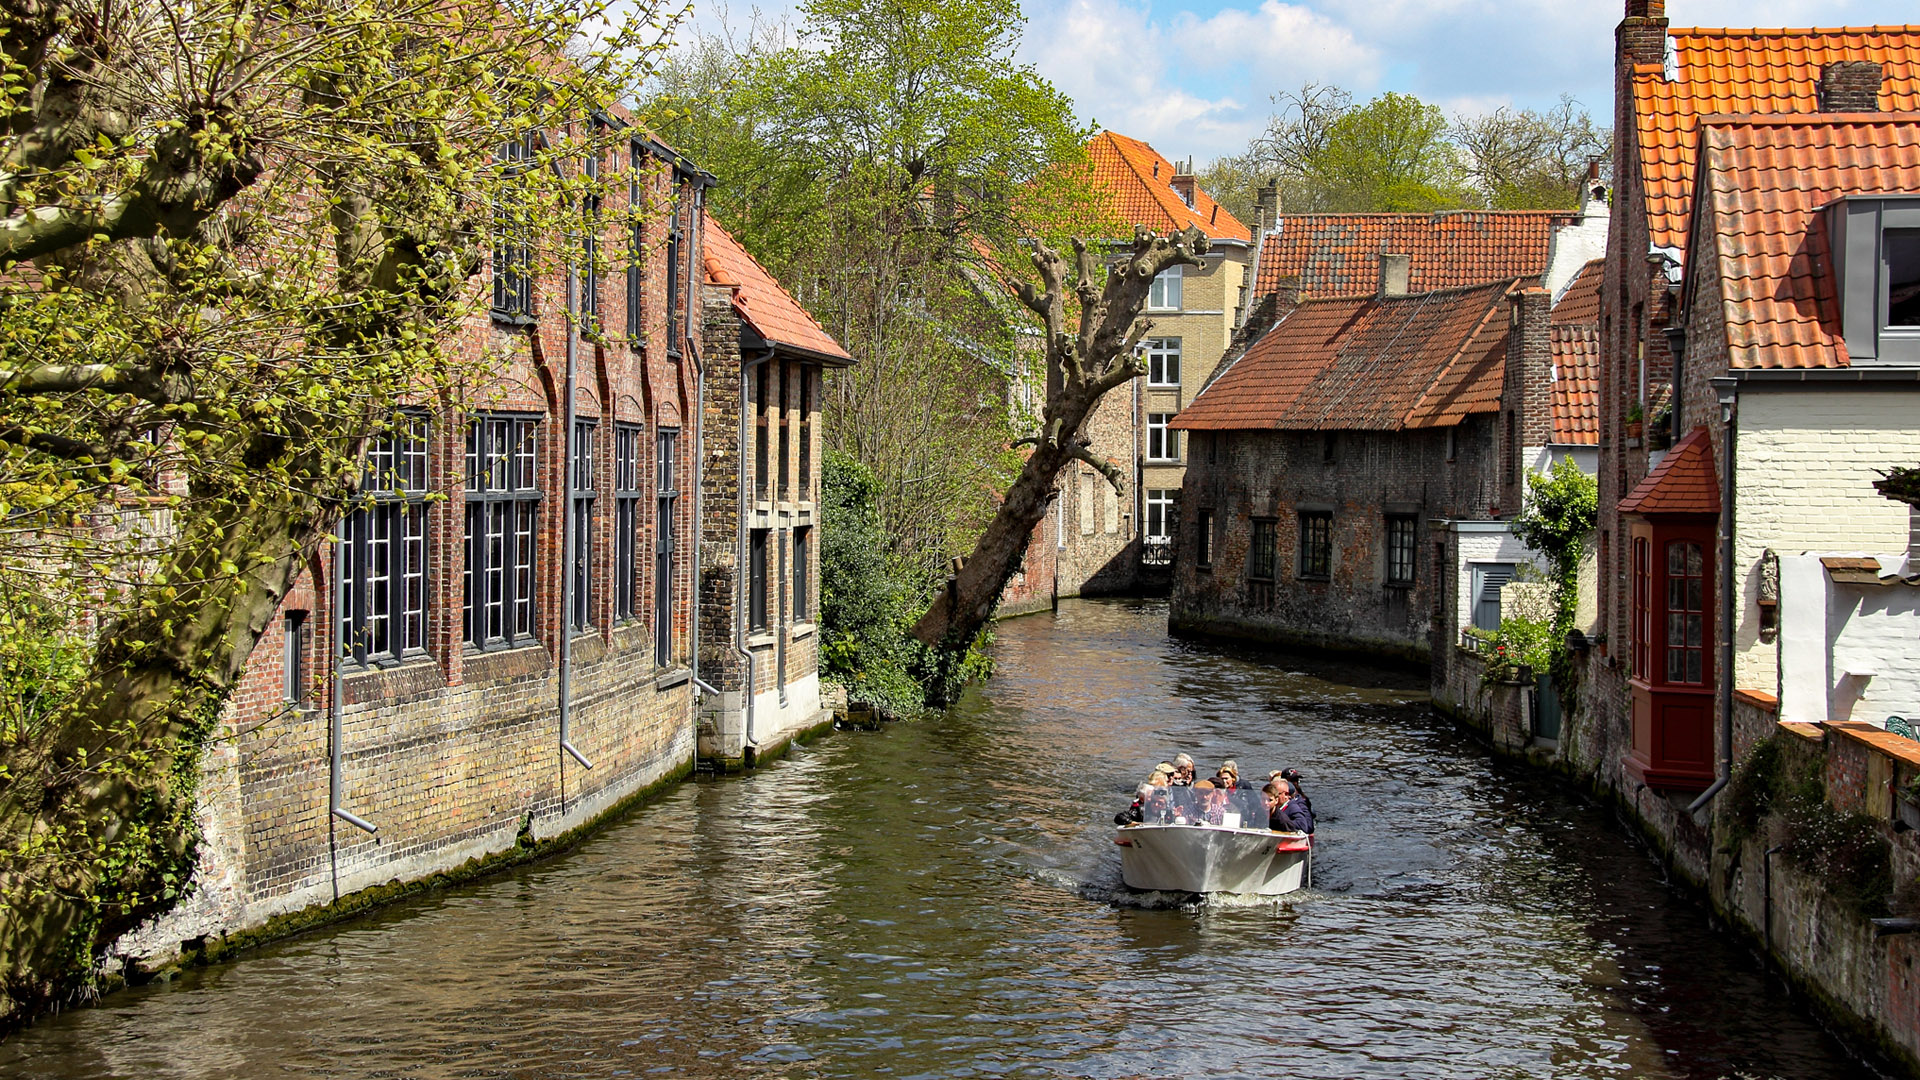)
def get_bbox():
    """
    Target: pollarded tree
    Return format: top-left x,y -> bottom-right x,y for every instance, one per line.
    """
910,225 -> 1208,693
0,0 -> 678,1022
